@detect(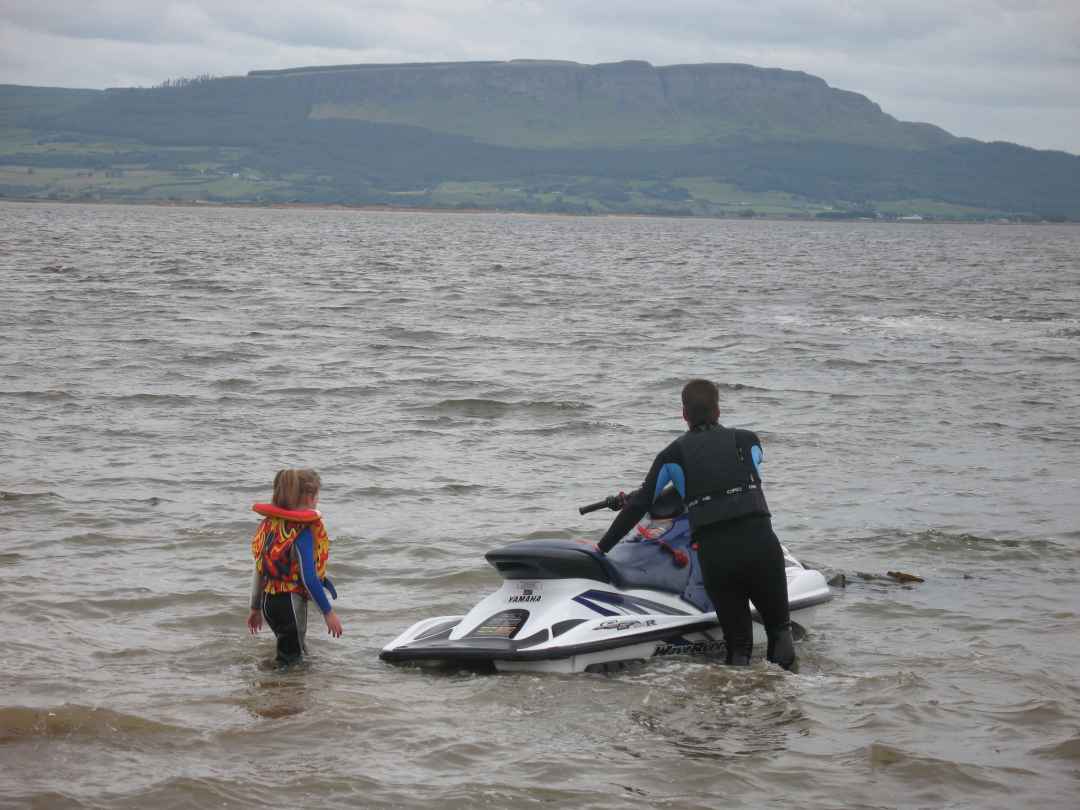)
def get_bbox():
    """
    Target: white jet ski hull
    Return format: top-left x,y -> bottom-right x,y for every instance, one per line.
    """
381,559 -> 830,673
